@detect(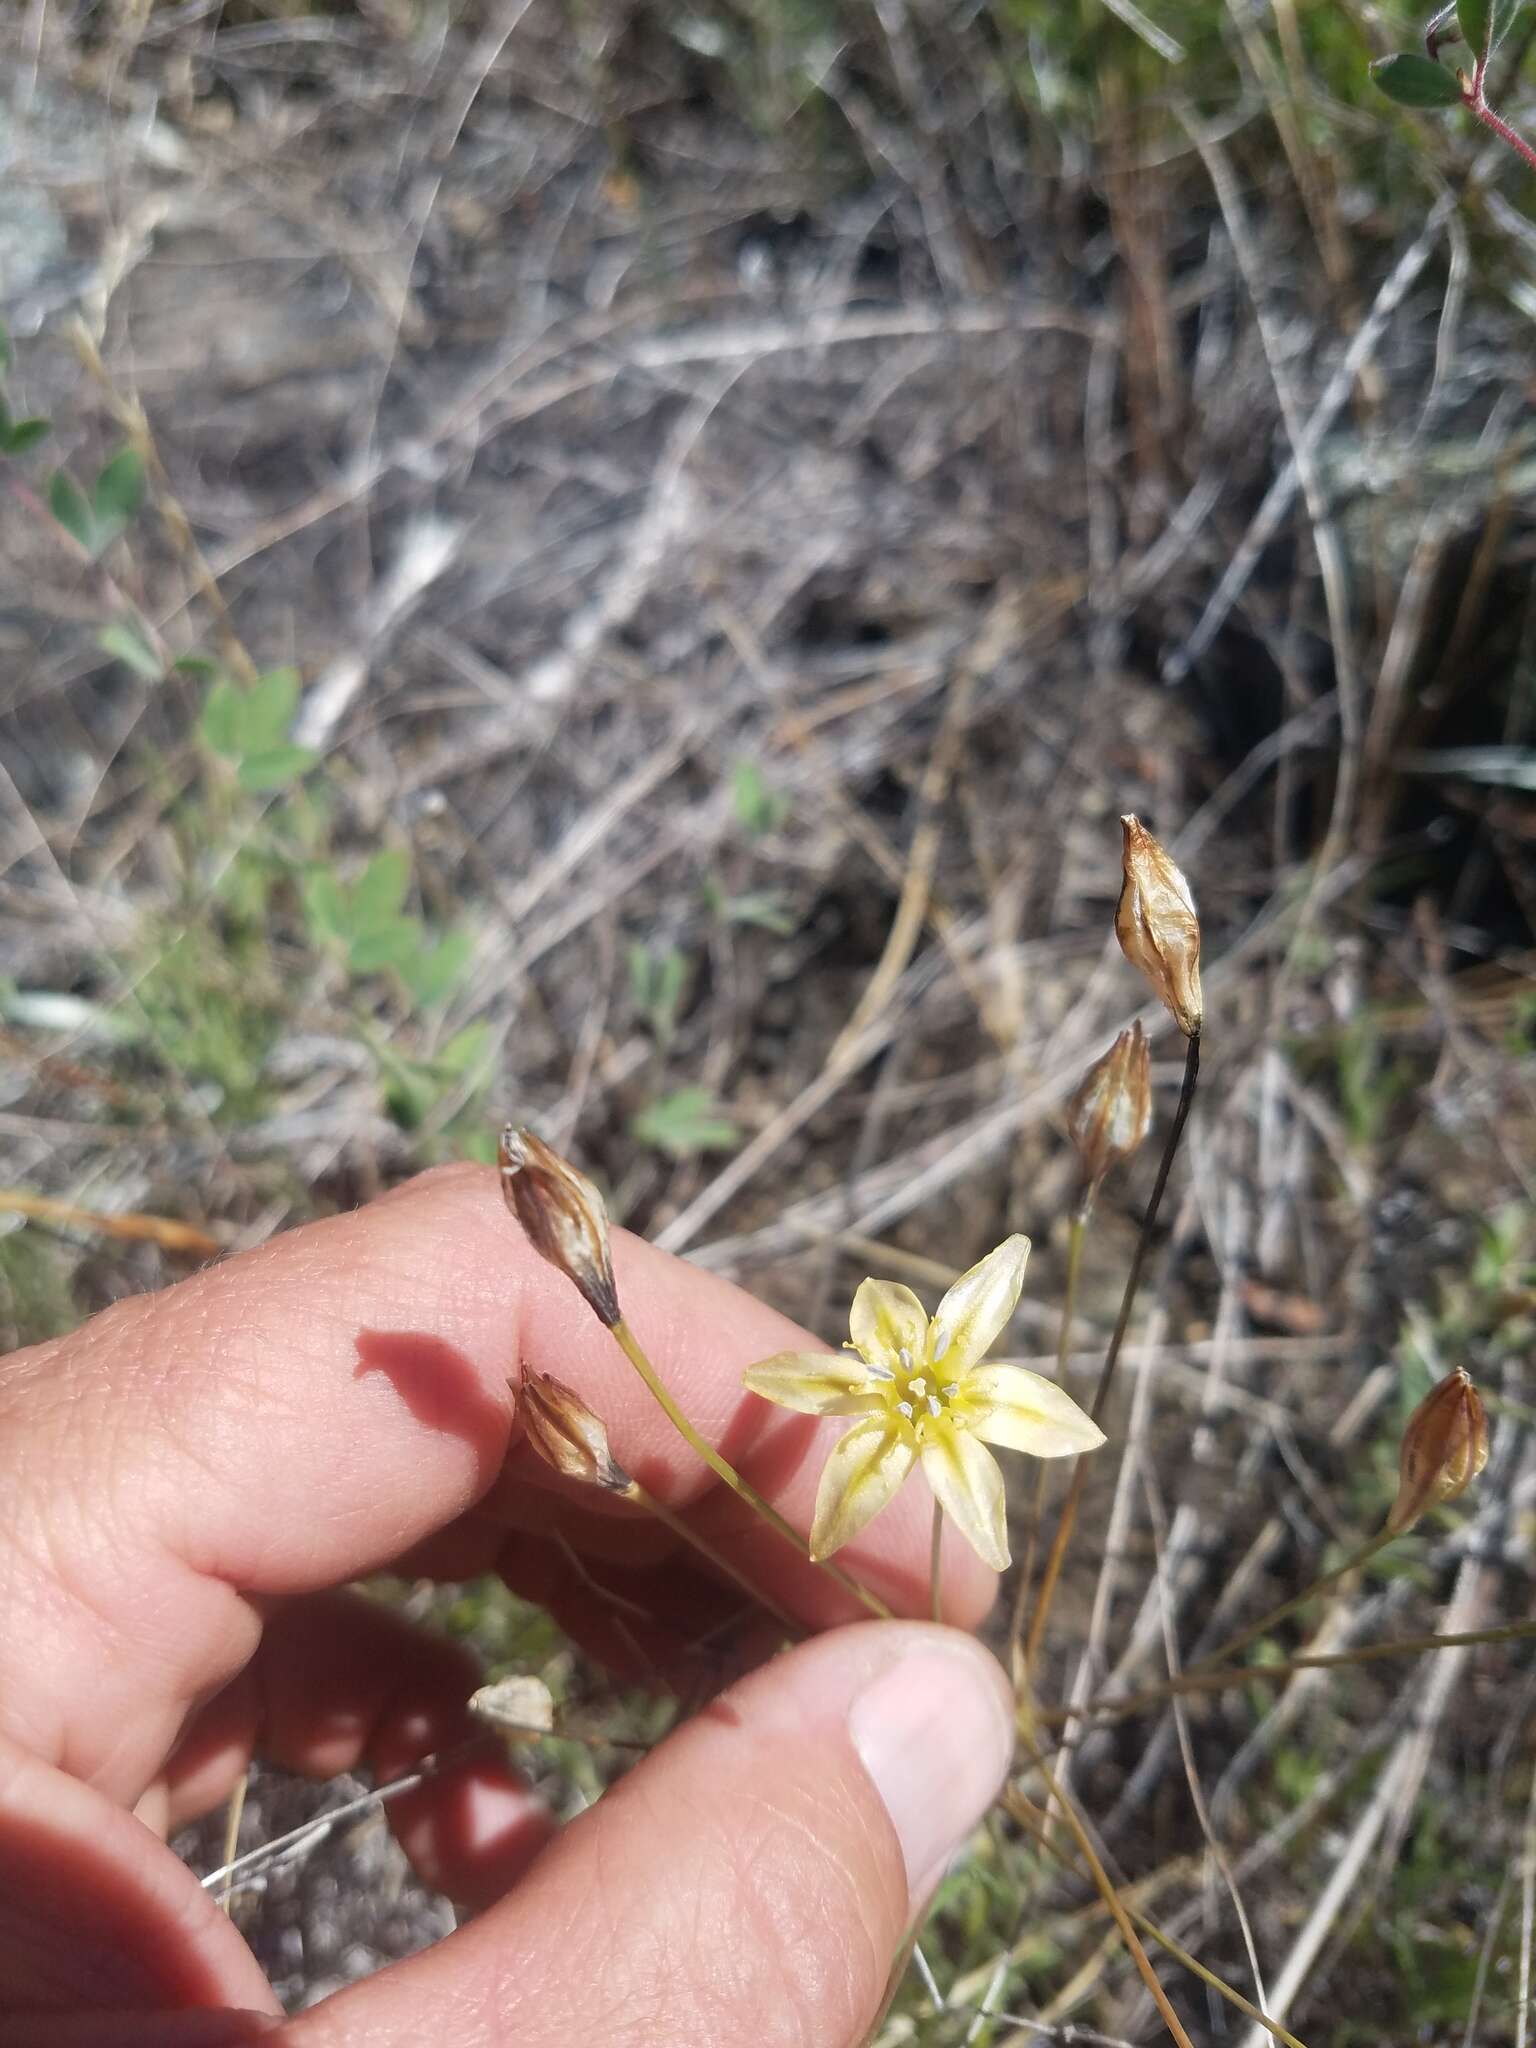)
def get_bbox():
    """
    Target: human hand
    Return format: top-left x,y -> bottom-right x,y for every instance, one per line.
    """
0,1165 -> 1013,2047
